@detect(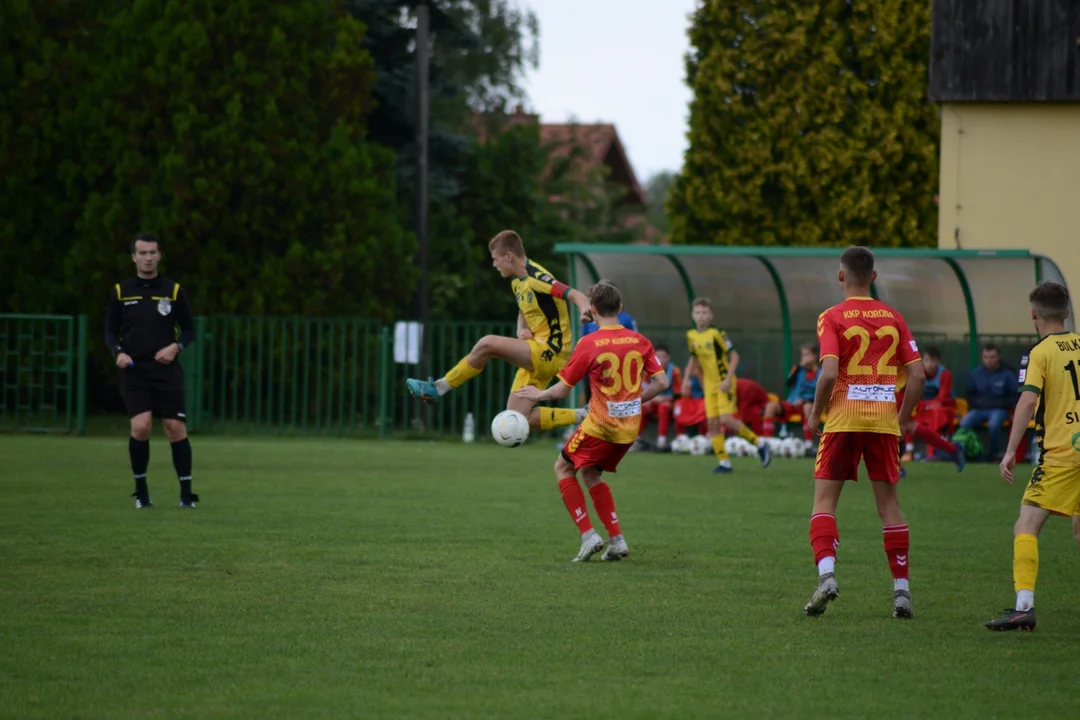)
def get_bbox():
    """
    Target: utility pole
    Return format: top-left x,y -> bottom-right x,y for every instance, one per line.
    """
415,2 -> 431,425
